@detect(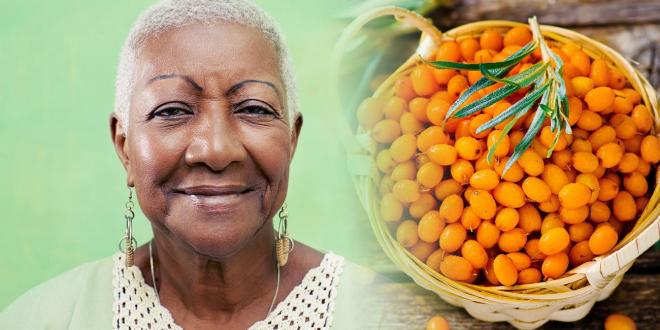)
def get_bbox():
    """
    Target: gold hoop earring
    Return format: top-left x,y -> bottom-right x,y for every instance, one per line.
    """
118,188 -> 137,267
275,203 -> 294,267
